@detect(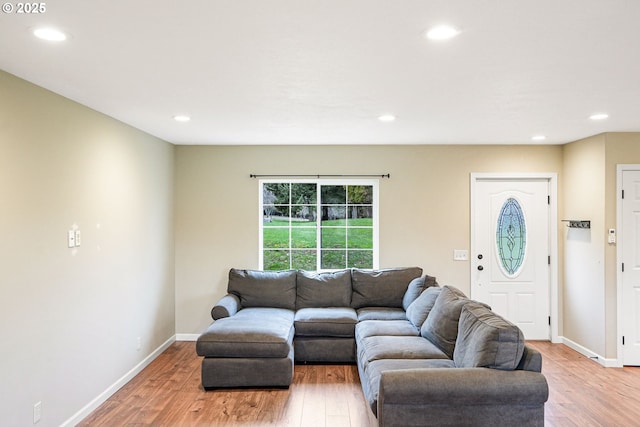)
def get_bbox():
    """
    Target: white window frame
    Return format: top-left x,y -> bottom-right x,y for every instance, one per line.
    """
259,179 -> 379,271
